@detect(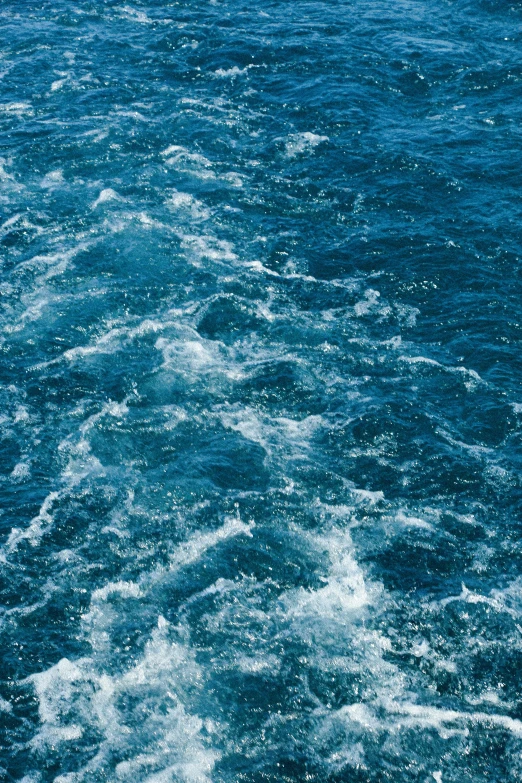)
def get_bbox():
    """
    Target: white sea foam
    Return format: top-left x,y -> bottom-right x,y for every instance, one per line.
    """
26,617 -> 220,783
394,509 -> 434,530
0,101 -> 33,116
167,515 -> 253,571
219,406 -> 323,459
42,317 -> 168,366
235,653 -> 281,674
284,132 -> 329,158
400,354 -> 442,367
30,511 -> 239,778
383,700 -> 522,737
0,213 -> 22,234
354,288 -> 383,316
10,461 -> 30,481
219,407 -> 272,452
6,491 -> 60,551
92,188 -> 121,209
245,260 -> 281,277
180,233 -> 237,263
117,5 -> 173,25
436,427 -> 494,456
50,77 -> 68,93
317,693 -> 522,772
81,127 -> 109,143
156,335 -> 217,371
3,398 -> 132,557
1,242 -> 91,344
113,109 -> 149,122
284,529 -> 377,622
167,190 -> 210,220
160,145 -> 242,186
161,146 -> 214,173
155,333 -> 246,384
213,65 -> 254,78
118,5 -> 155,24
40,169 -> 65,188
399,354 -> 485,388
15,245 -> 85,281
351,488 -> 385,506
